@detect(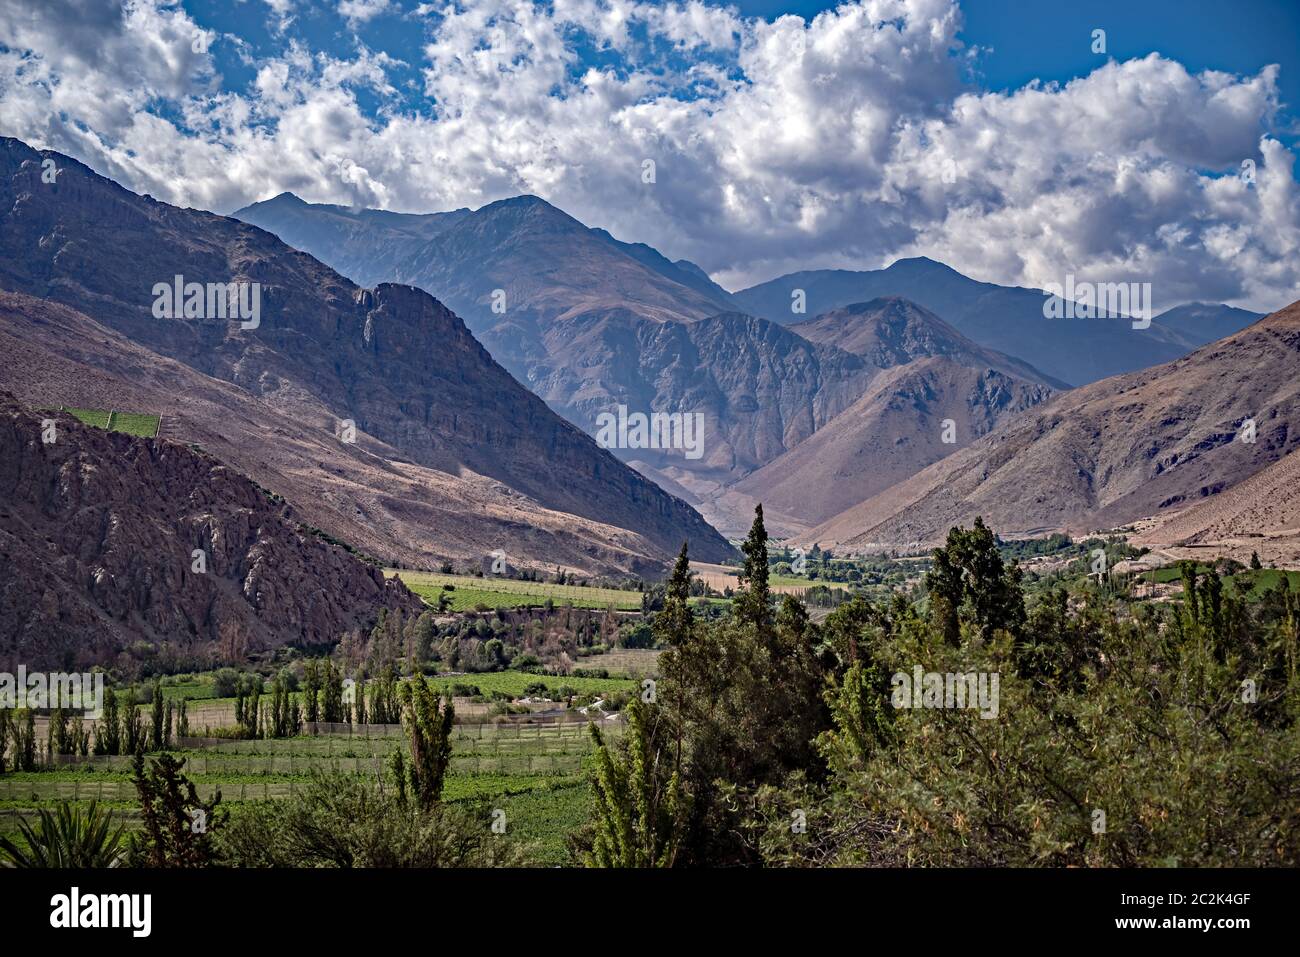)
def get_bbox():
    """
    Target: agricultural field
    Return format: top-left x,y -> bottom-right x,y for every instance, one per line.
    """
428,669 -> 636,698
1223,567 -> 1300,598
0,720 -> 614,866
55,406 -> 161,438
691,561 -> 818,595
580,648 -> 661,678
1132,565 -> 1300,598
387,569 -> 643,611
